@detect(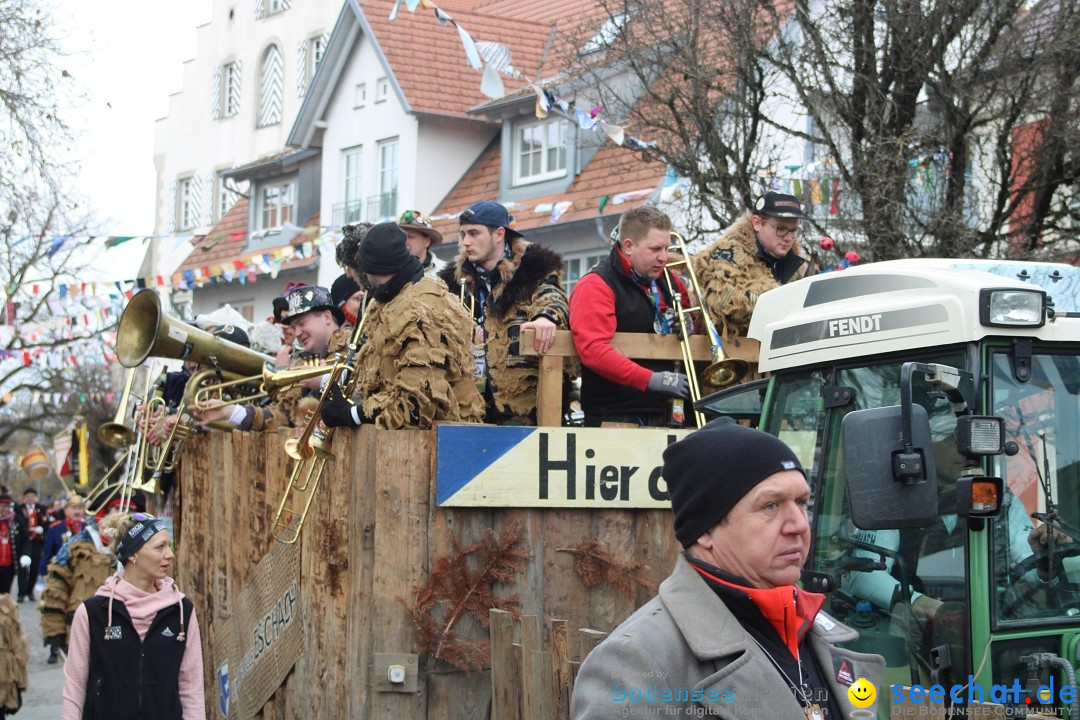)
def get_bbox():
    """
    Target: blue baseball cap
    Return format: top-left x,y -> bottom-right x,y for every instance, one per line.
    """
459,200 -> 522,238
